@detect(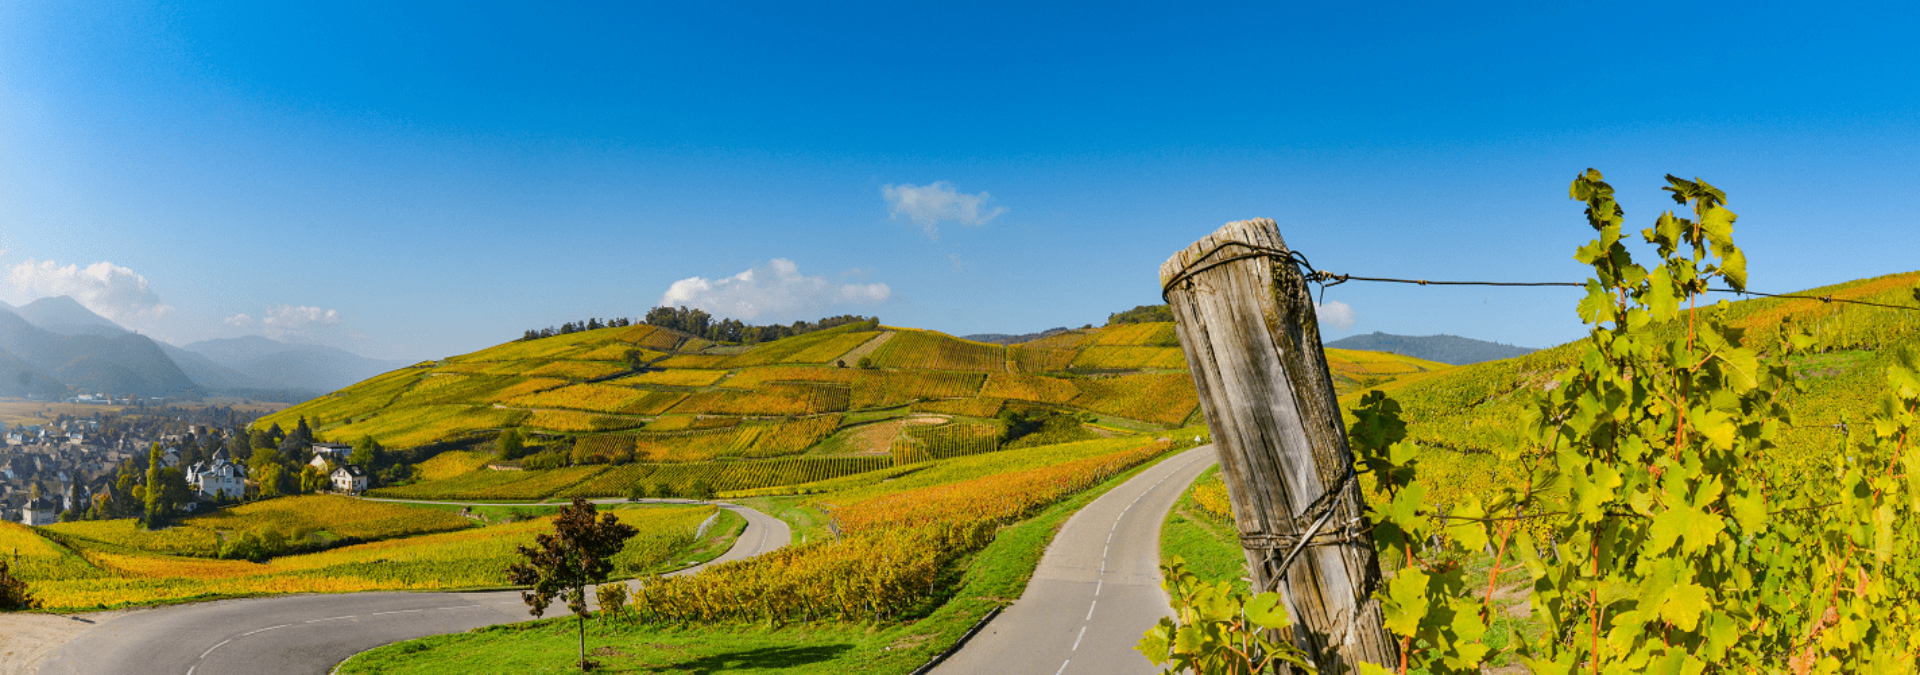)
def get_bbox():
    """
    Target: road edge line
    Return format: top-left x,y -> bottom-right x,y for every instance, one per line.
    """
909,605 -> 1004,675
